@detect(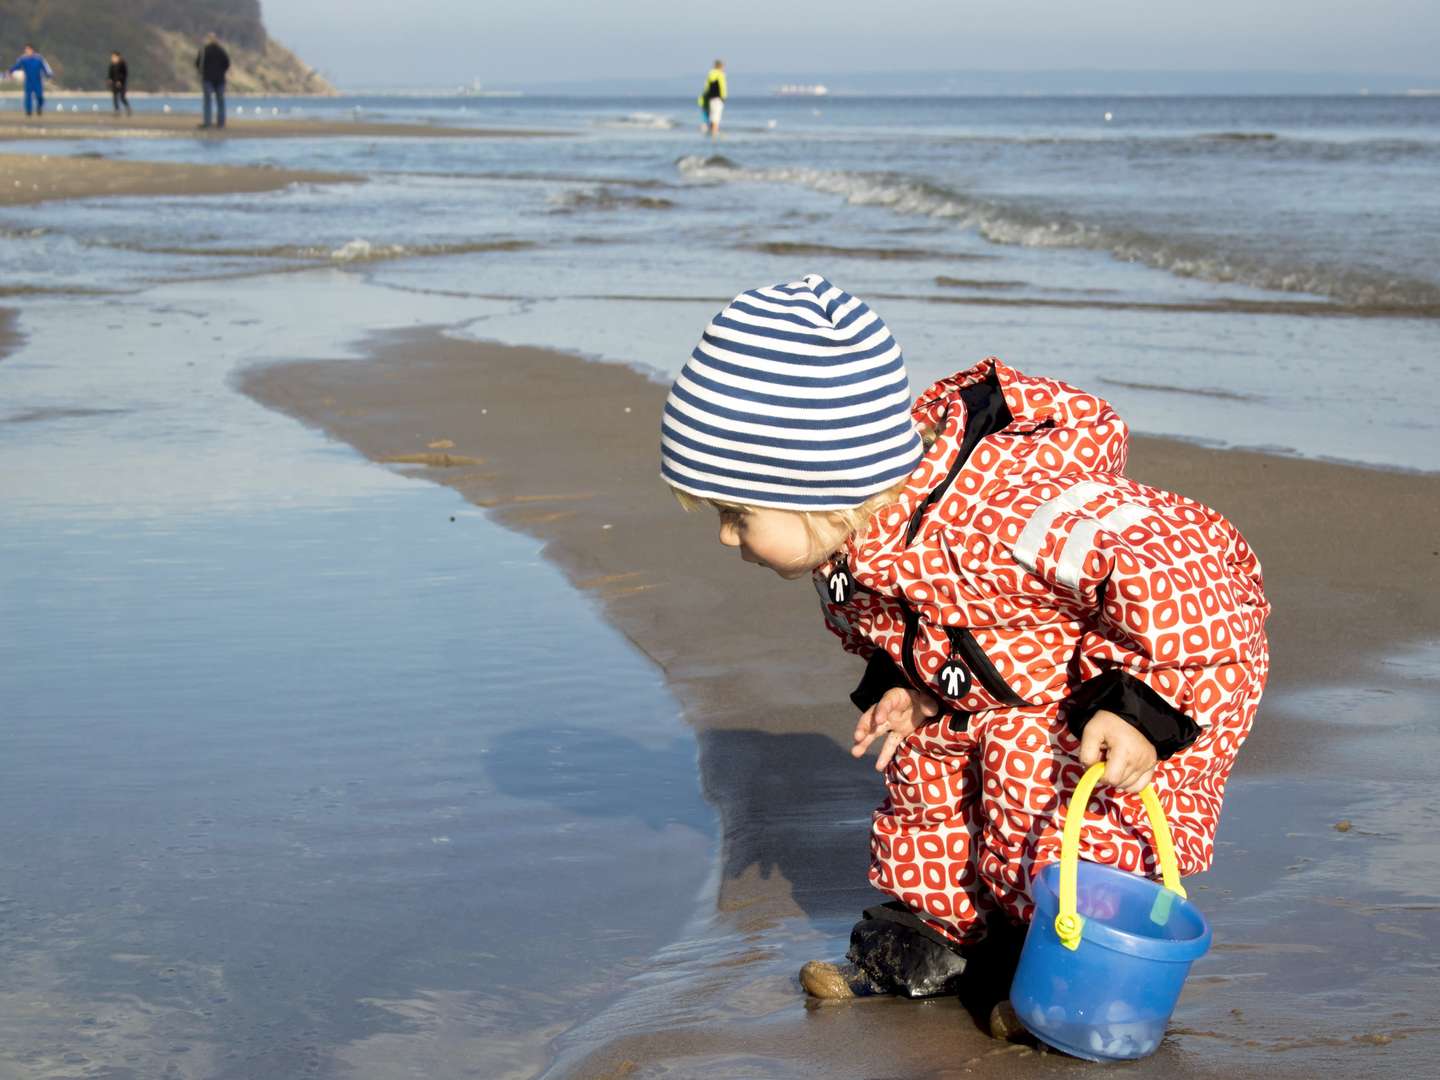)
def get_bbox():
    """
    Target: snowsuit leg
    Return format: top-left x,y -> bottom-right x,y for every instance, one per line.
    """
871,659 -> 1265,938
869,719 -> 995,946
